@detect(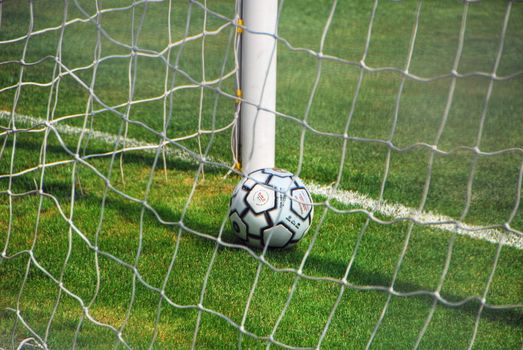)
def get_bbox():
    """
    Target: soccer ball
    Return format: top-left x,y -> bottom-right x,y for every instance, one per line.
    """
229,168 -> 314,249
